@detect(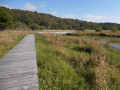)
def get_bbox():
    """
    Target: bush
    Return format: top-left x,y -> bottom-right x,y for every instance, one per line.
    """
14,22 -> 29,30
95,28 -> 102,32
29,23 -> 40,30
39,26 -> 47,30
111,26 -> 118,32
78,27 -> 85,31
